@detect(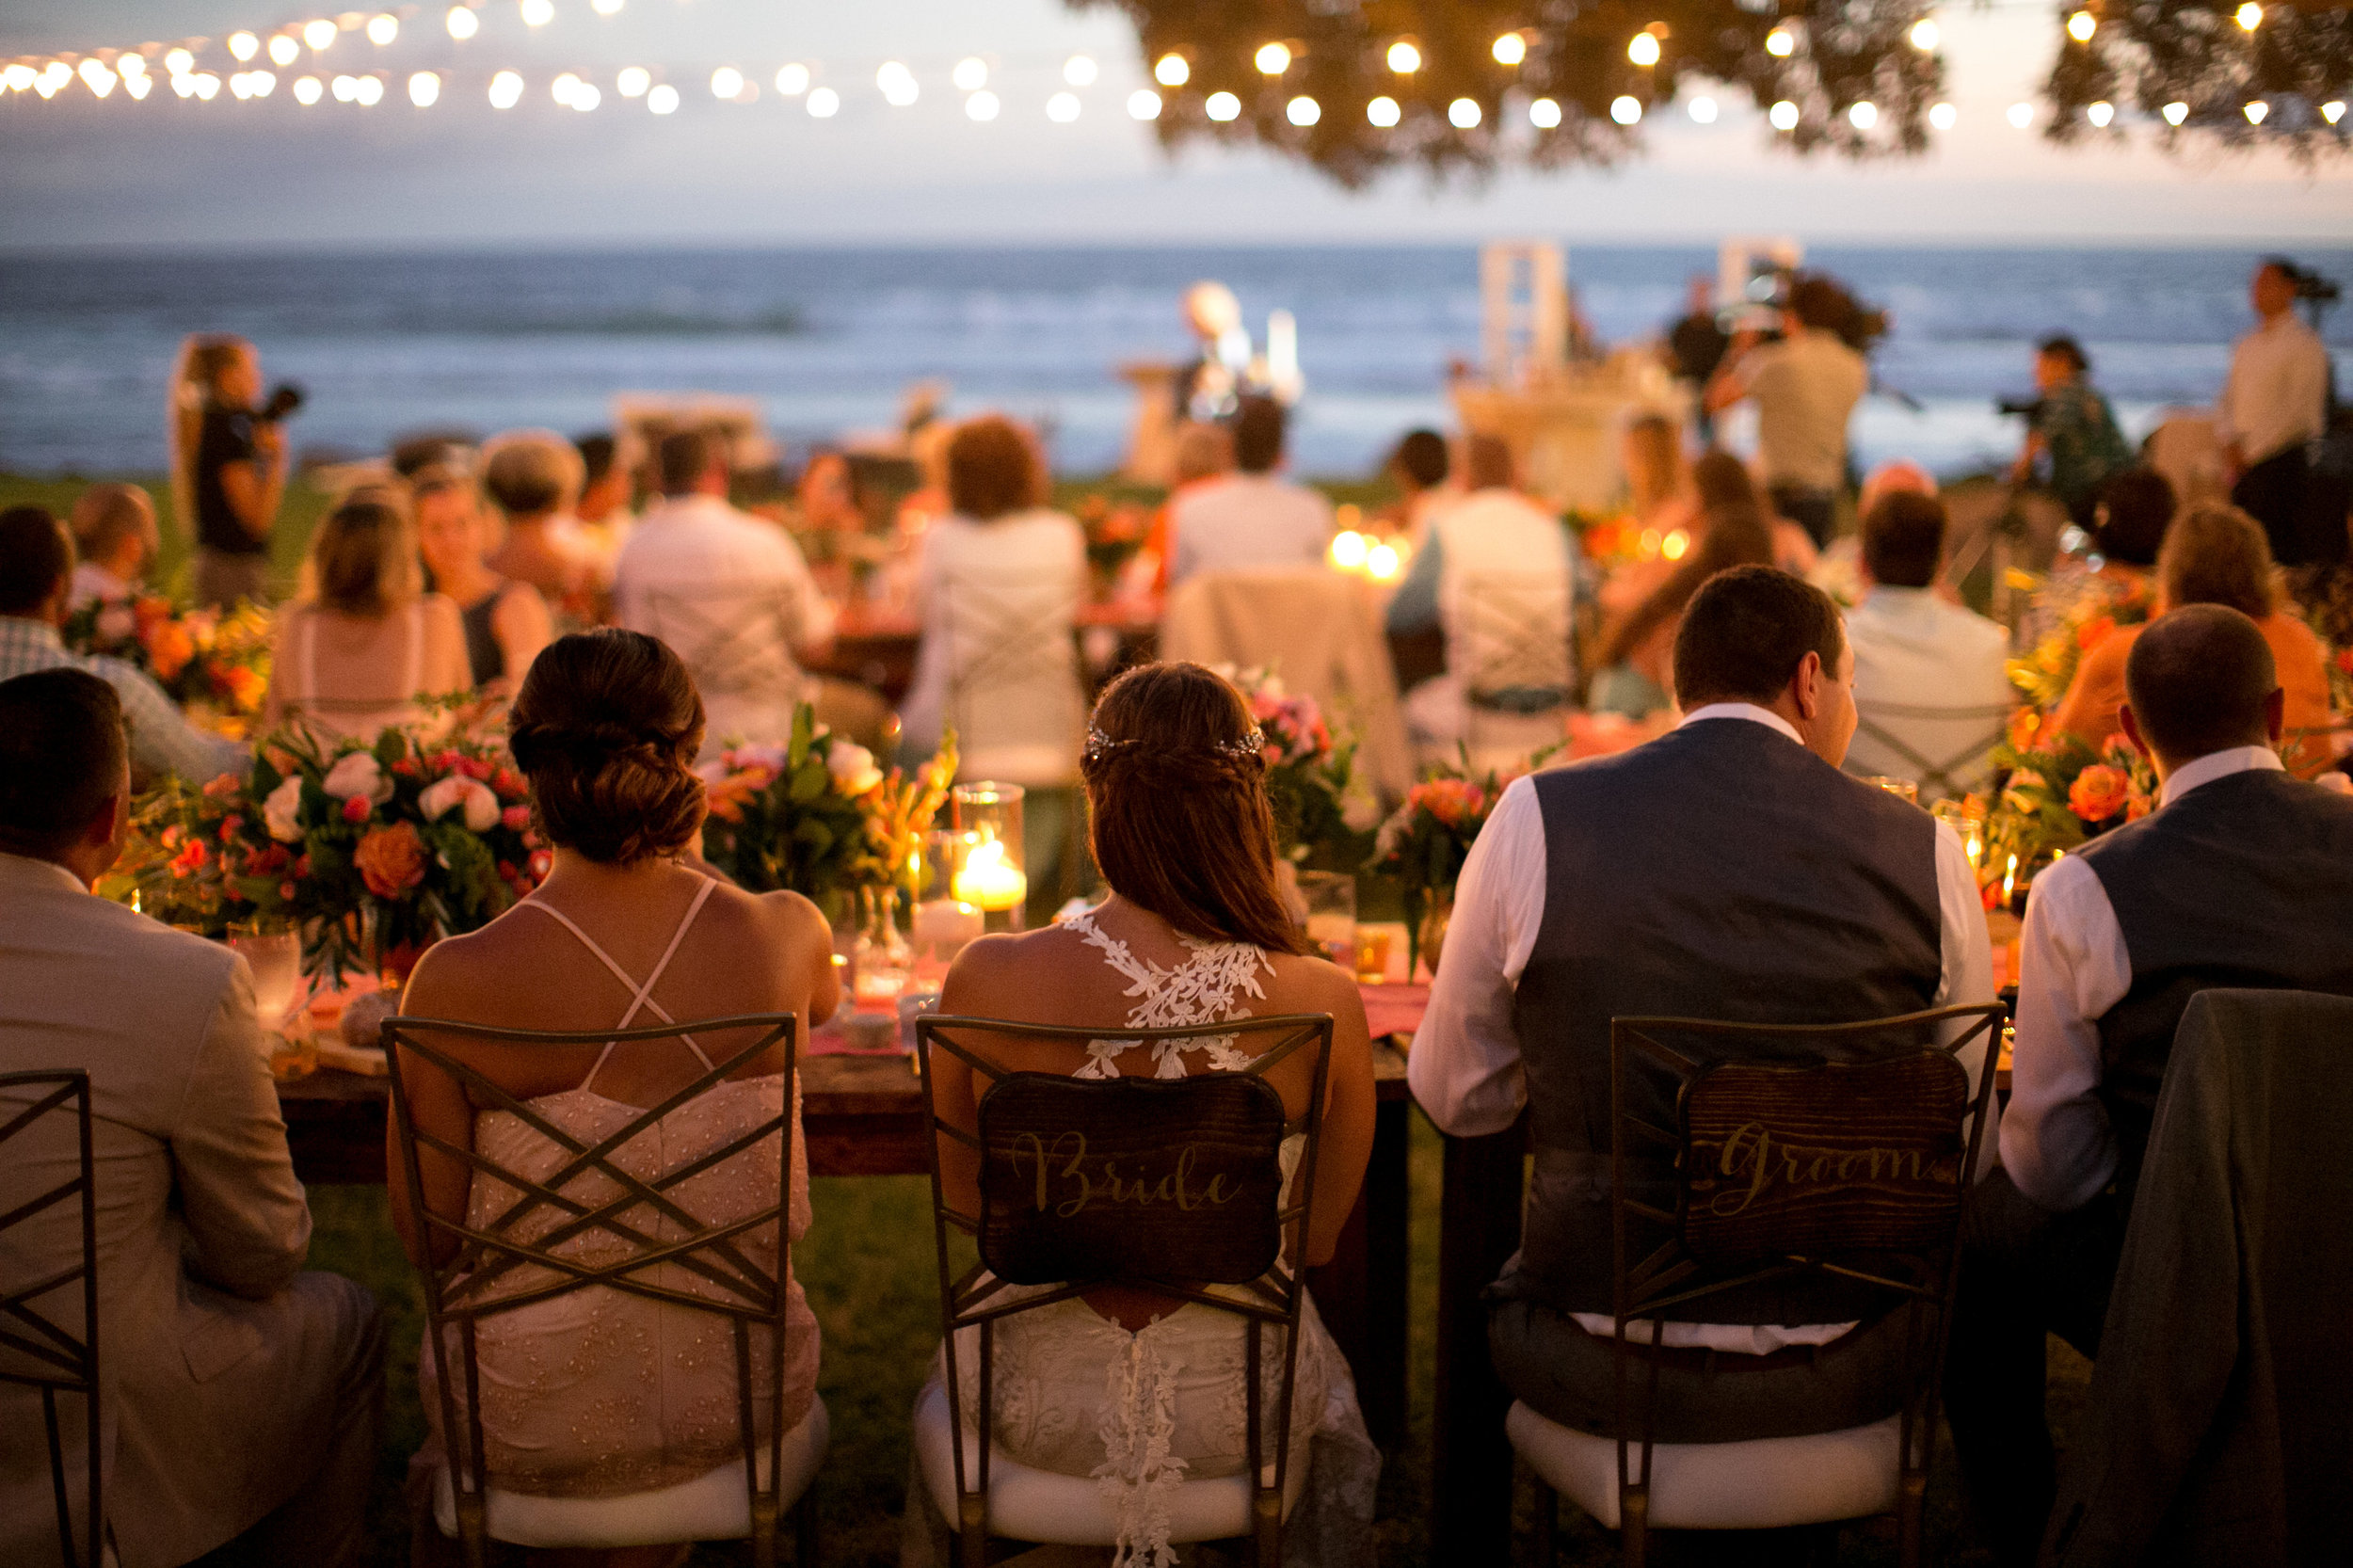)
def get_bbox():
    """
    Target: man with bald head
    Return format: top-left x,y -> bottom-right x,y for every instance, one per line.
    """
1945,603 -> 2353,1562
